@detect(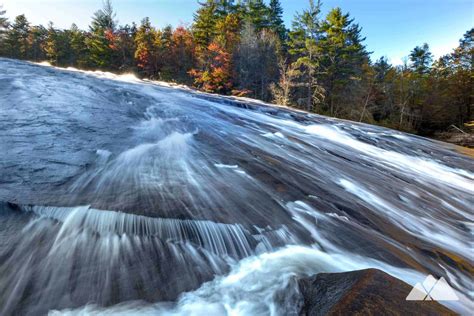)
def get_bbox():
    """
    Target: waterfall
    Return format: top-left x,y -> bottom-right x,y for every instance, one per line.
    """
0,203 -> 297,315
1,59 -> 472,315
